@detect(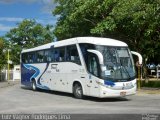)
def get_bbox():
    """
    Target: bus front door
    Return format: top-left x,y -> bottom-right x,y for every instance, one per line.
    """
86,54 -> 100,97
